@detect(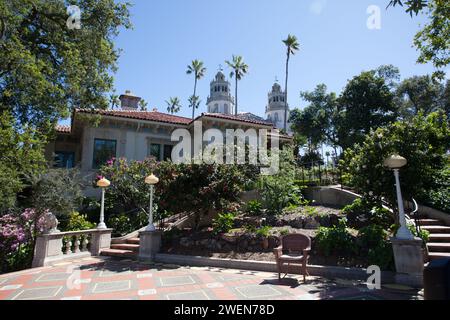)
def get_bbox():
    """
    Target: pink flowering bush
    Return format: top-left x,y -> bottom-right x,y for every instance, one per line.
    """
0,209 -> 46,273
